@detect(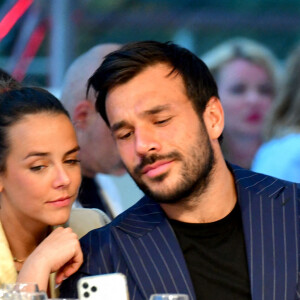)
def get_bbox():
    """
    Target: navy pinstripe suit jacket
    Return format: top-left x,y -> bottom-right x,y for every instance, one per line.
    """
60,164 -> 300,300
